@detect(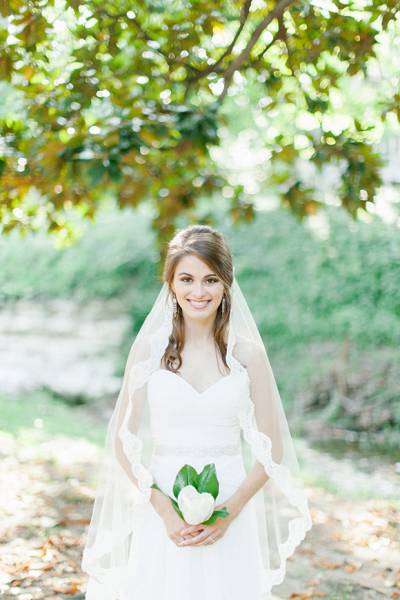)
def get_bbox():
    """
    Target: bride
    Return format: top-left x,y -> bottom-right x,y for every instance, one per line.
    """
81,224 -> 312,599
